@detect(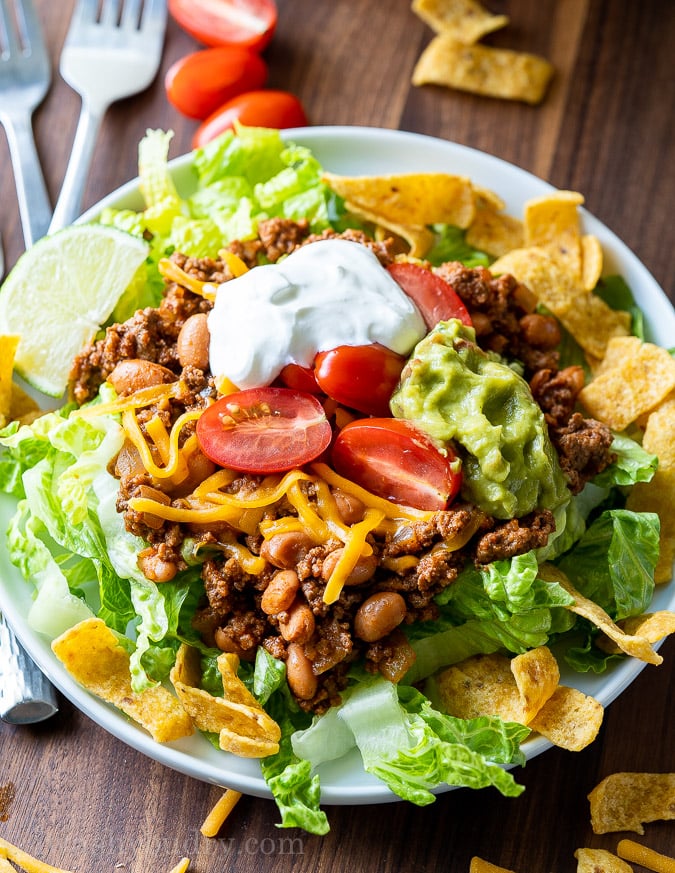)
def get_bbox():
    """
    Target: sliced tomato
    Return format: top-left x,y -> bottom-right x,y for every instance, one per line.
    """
387,262 -> 472,330
165,47 -> 267,120
192,90 -> 308,148
168,0 -> 277,51
277,363 -> 321,394
314,344 -> 406,417
197,387 -> 331,473
332,419 -> 462,511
